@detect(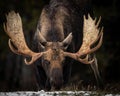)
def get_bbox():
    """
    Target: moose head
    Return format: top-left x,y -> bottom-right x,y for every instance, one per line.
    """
4,11 -> 103,89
